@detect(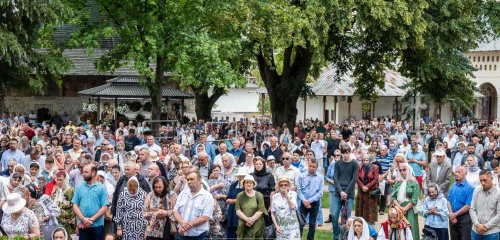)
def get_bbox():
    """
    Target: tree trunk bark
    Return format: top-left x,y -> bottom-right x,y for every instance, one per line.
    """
0,82 -> 6,115
149,56 -> 165,137
192,86 -> 225,122
256,45 -> 312,129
